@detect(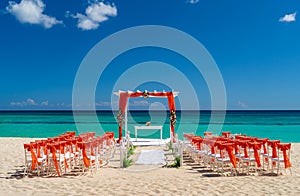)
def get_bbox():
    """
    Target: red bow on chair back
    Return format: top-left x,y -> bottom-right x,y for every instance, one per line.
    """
249,142 -> 262,167
277,143 -> 292,168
